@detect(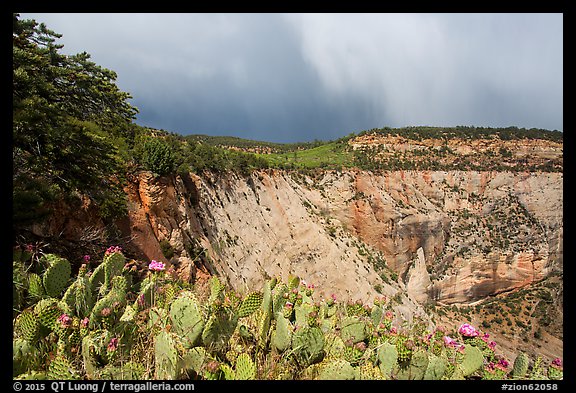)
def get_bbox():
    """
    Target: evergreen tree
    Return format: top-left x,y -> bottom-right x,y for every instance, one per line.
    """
13,14 -> 138,226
